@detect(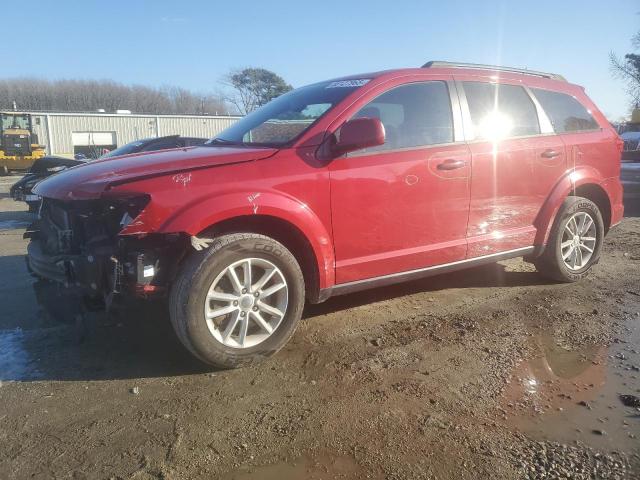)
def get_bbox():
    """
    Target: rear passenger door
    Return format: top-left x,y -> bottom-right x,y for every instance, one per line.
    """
329,79 -> 471,284
456,79 -> 566,257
